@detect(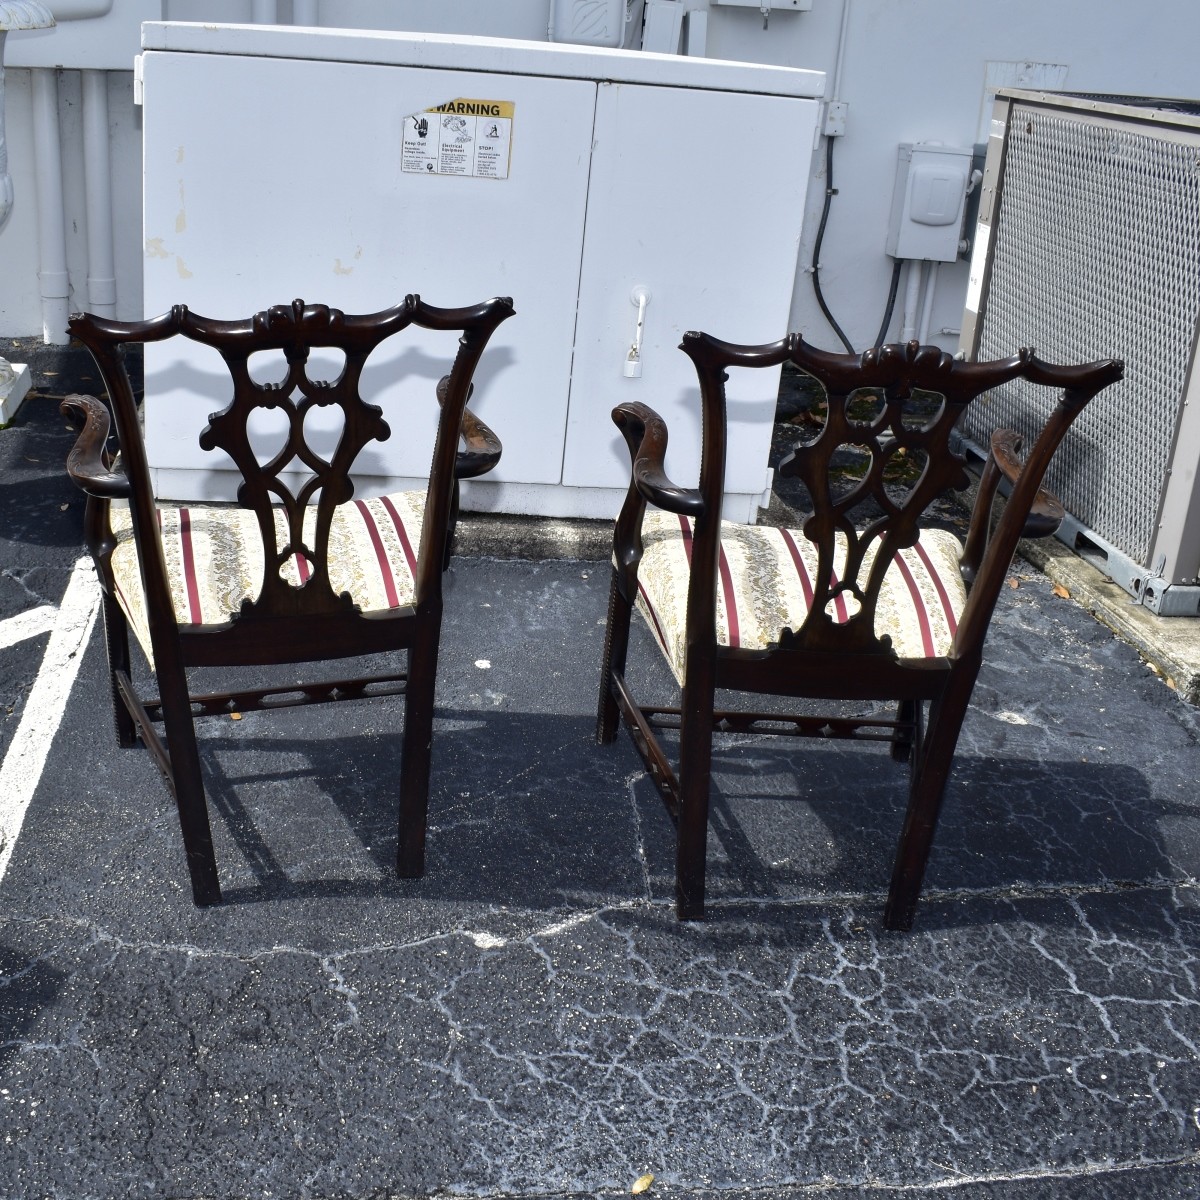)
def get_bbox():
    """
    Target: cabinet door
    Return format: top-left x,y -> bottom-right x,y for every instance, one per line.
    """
142,52 -> 596,496
561,82 -> 819,506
